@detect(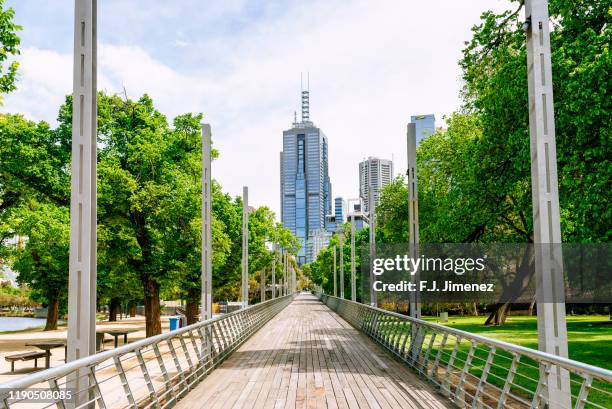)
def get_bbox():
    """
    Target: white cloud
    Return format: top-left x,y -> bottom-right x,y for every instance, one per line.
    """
1,0 -> 514,218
